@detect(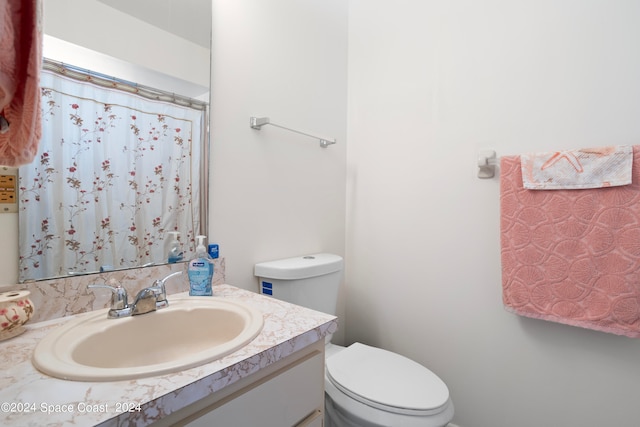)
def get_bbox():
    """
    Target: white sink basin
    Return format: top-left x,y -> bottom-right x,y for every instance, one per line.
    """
32,297 -> 264,381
